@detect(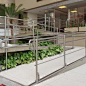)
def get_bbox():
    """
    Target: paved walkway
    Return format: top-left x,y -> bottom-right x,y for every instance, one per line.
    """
36,63 -> 86,86
0,47 -> 85,86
